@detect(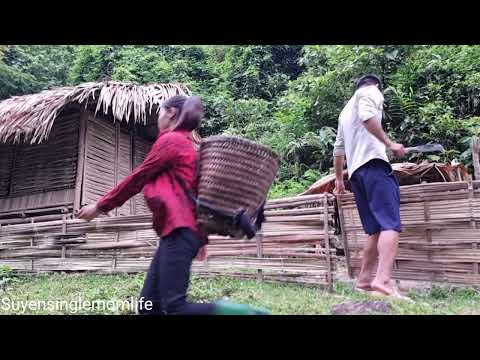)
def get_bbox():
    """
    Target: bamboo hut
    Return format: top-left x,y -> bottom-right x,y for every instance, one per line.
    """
0,81 -> 190,222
